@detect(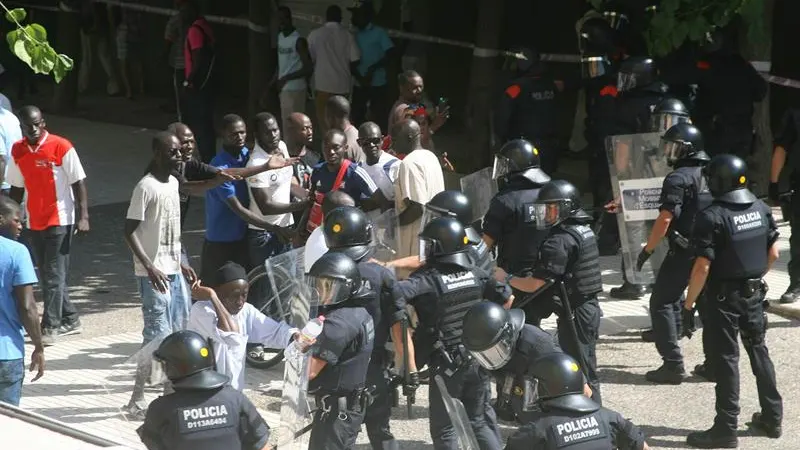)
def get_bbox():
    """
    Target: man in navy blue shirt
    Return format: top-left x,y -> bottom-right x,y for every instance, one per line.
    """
201,114 -> 293,283
310,129 -> 390,211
